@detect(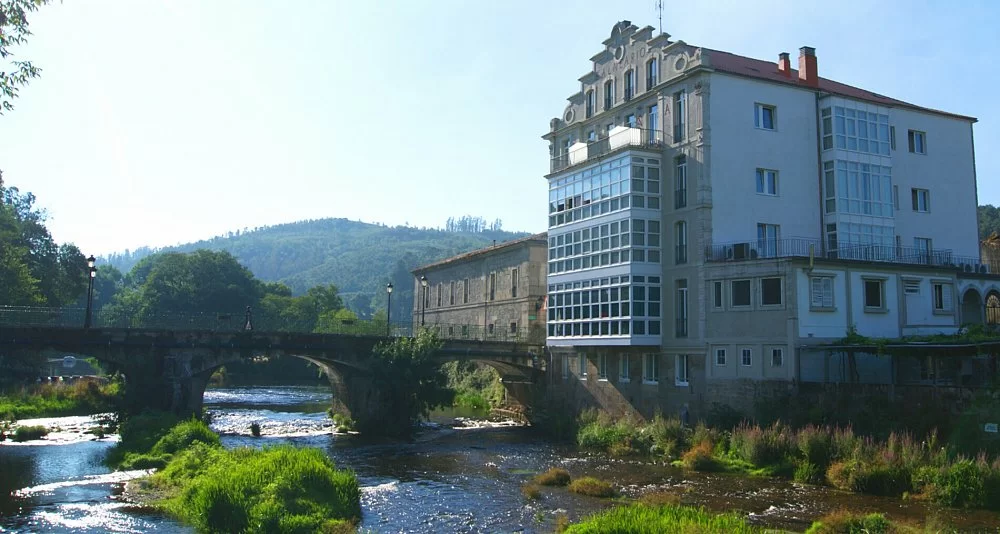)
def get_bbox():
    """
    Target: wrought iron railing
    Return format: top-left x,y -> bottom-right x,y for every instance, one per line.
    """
550,127 -> 665,174
704,238 -> 822,262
